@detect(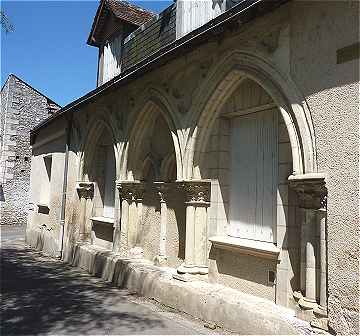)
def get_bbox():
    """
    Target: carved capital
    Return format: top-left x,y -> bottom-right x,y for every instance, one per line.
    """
289,174 -> 327,210
117,181 -> 145,202
181,180 -> 211,204
133,183 -> 145,202
154,182 -> 172,203
76,182 -> 94,199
